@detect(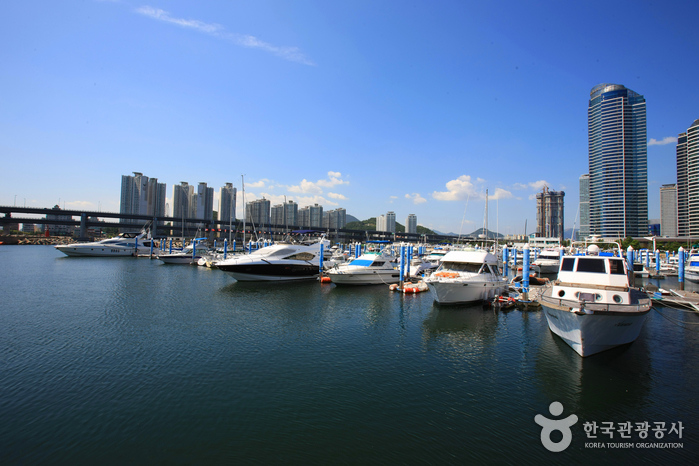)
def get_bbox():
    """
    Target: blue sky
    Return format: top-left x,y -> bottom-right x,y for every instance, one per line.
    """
2,0 -> 697,235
